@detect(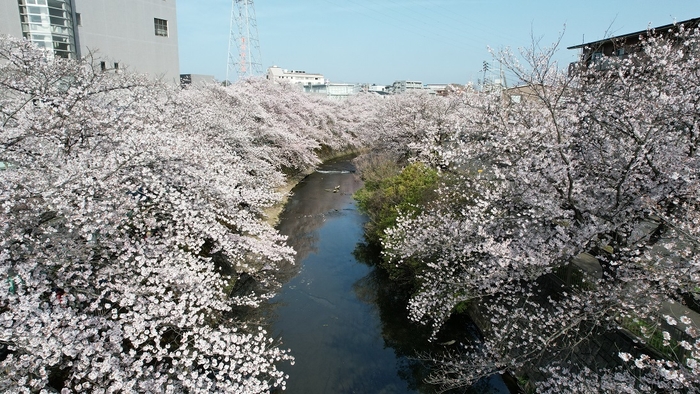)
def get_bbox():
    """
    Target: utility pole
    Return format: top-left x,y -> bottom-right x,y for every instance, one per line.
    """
481,61 -> 490,91
226,0 -> 263,83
